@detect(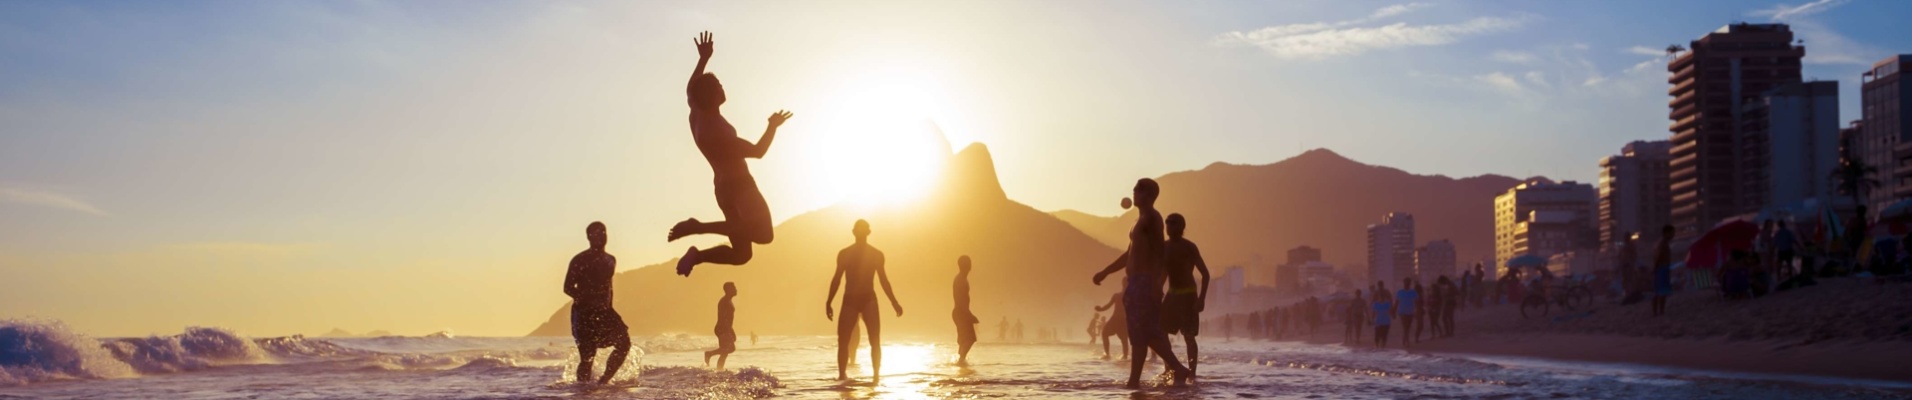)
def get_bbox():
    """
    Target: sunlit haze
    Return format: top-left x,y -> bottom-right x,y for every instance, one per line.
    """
4,0 -> 1910,341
